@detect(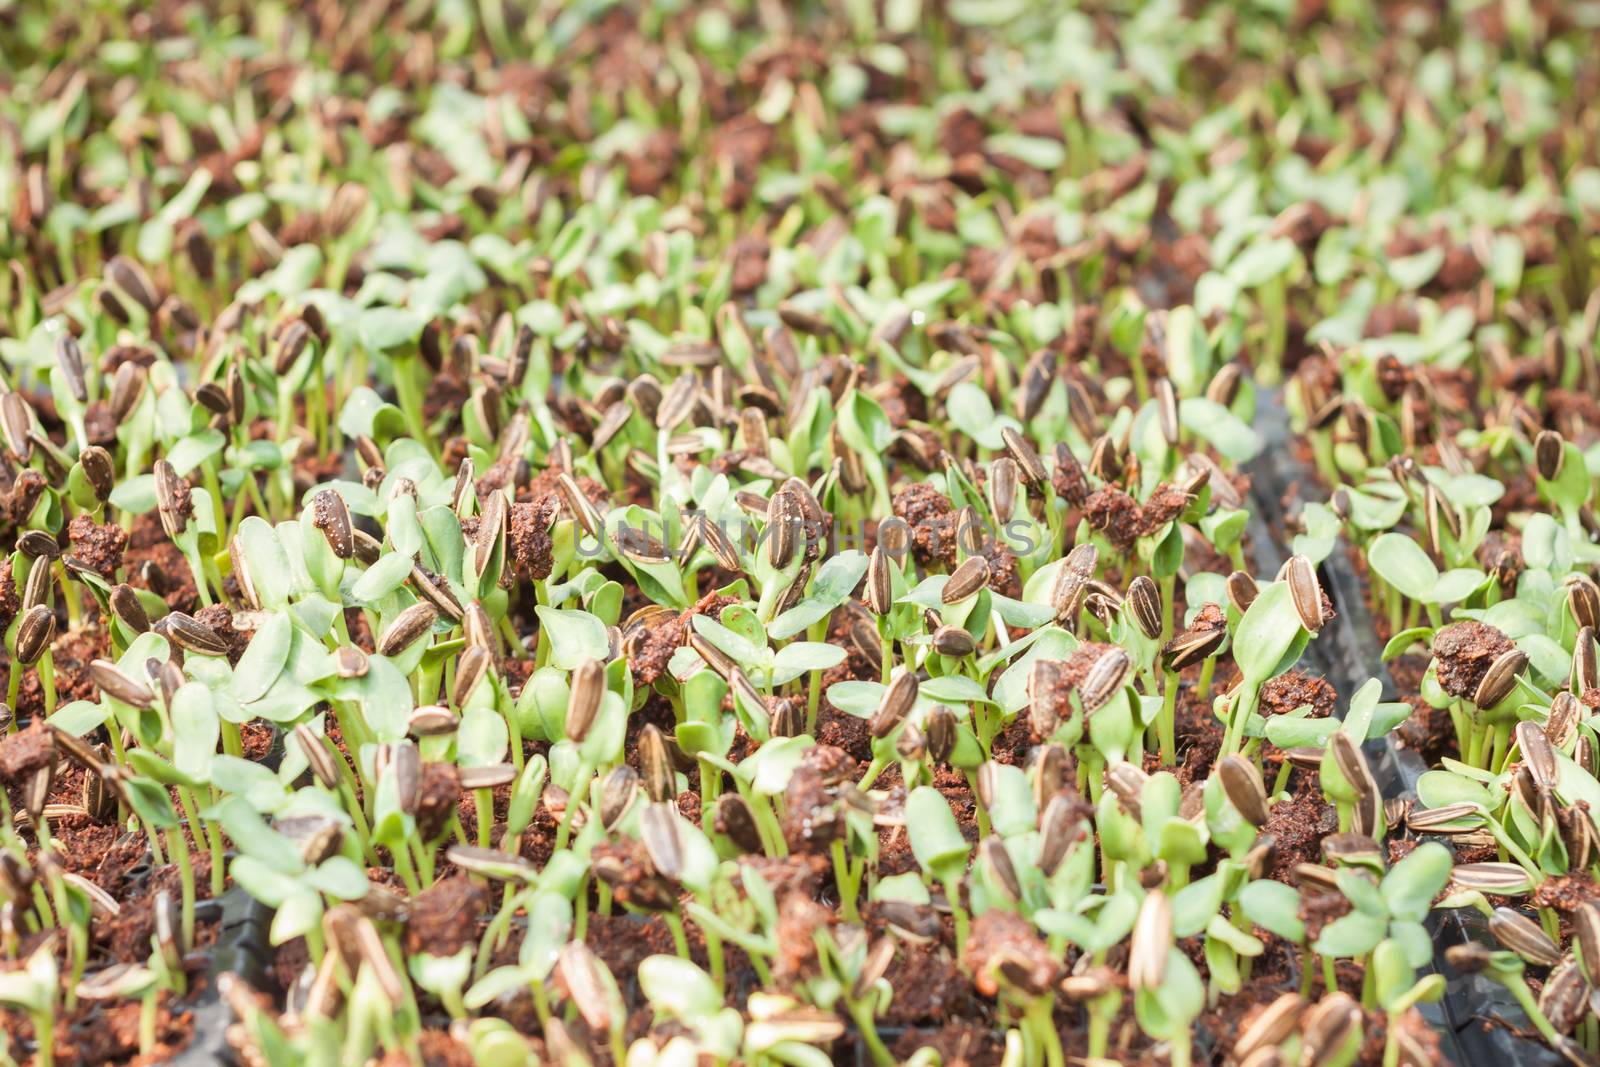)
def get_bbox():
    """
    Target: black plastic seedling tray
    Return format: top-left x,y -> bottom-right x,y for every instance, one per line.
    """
1248,389 -> 1561,1067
